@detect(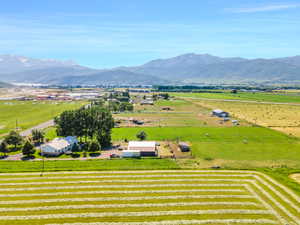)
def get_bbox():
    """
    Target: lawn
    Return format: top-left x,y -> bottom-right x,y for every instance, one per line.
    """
0,158 -> 178,173
171,91 -> 300,103
0,170 -> 298,224
0,101 -> 86,136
